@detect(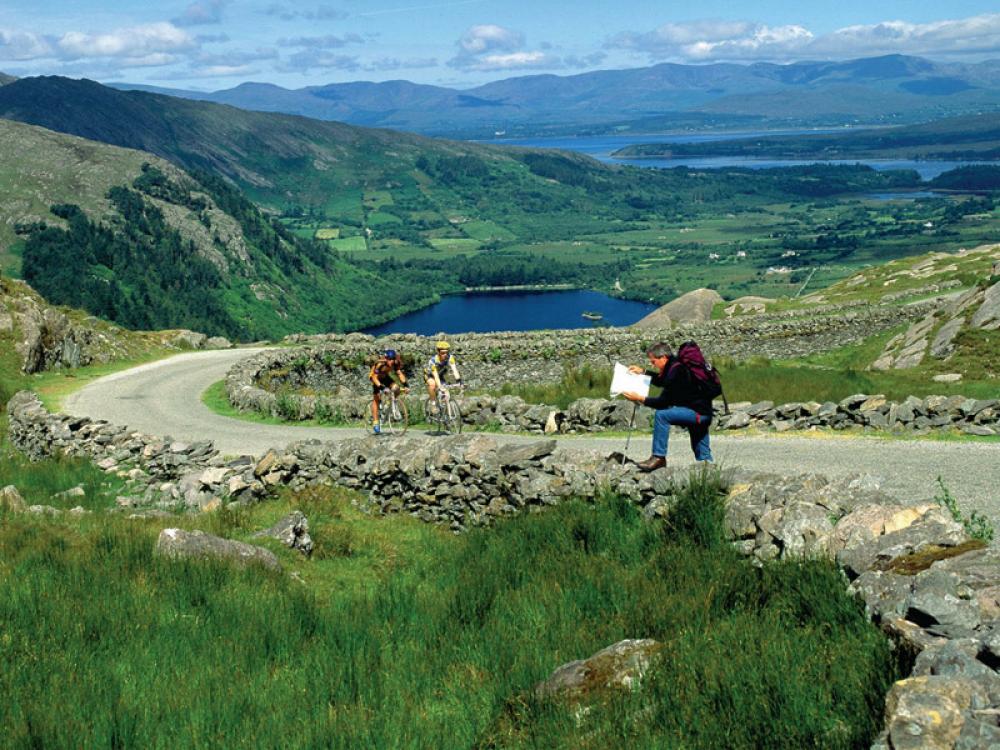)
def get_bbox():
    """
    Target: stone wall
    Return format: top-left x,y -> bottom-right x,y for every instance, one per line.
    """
227,347 -> 1000,437
7,389 -> 1000,745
